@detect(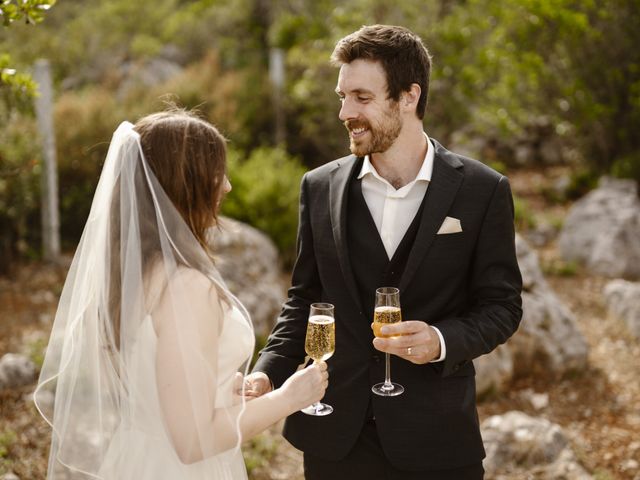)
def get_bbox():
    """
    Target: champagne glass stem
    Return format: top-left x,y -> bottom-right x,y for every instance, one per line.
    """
383,352 -> 393,390
310,360 -> 323,412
